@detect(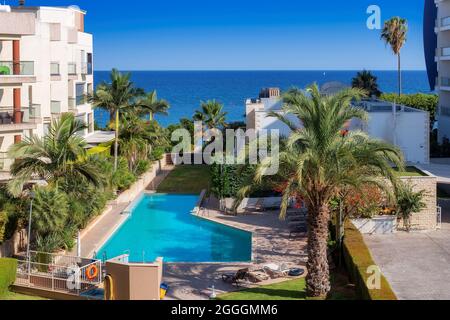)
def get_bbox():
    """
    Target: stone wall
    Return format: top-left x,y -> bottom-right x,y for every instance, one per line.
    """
399,175 -> 437,230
